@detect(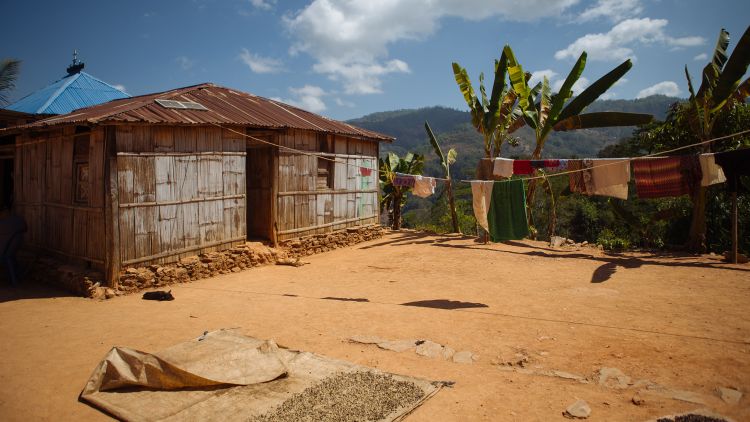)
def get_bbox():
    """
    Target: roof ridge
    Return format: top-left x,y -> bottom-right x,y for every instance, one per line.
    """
83,83 -> 214,123
77,71 -> 130,95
